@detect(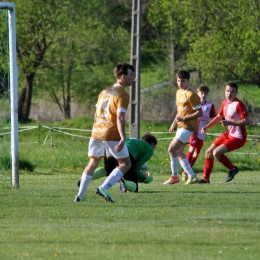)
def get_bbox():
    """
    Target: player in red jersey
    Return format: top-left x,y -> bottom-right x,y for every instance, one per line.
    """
182,85 -> 216,181
197,83 -> 250,183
